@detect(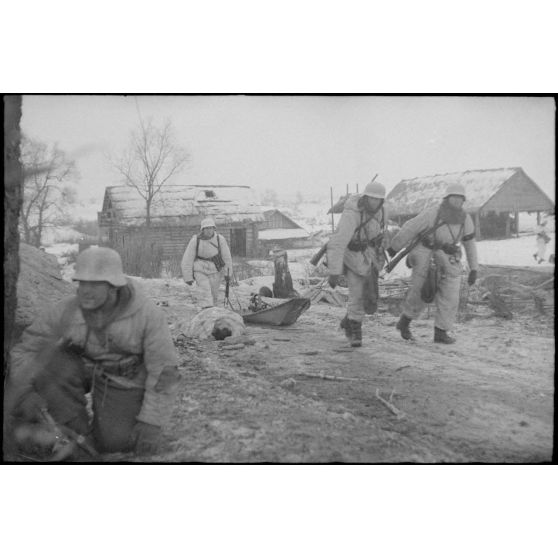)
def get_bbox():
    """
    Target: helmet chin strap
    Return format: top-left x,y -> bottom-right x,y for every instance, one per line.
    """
360,196 -> 384,215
